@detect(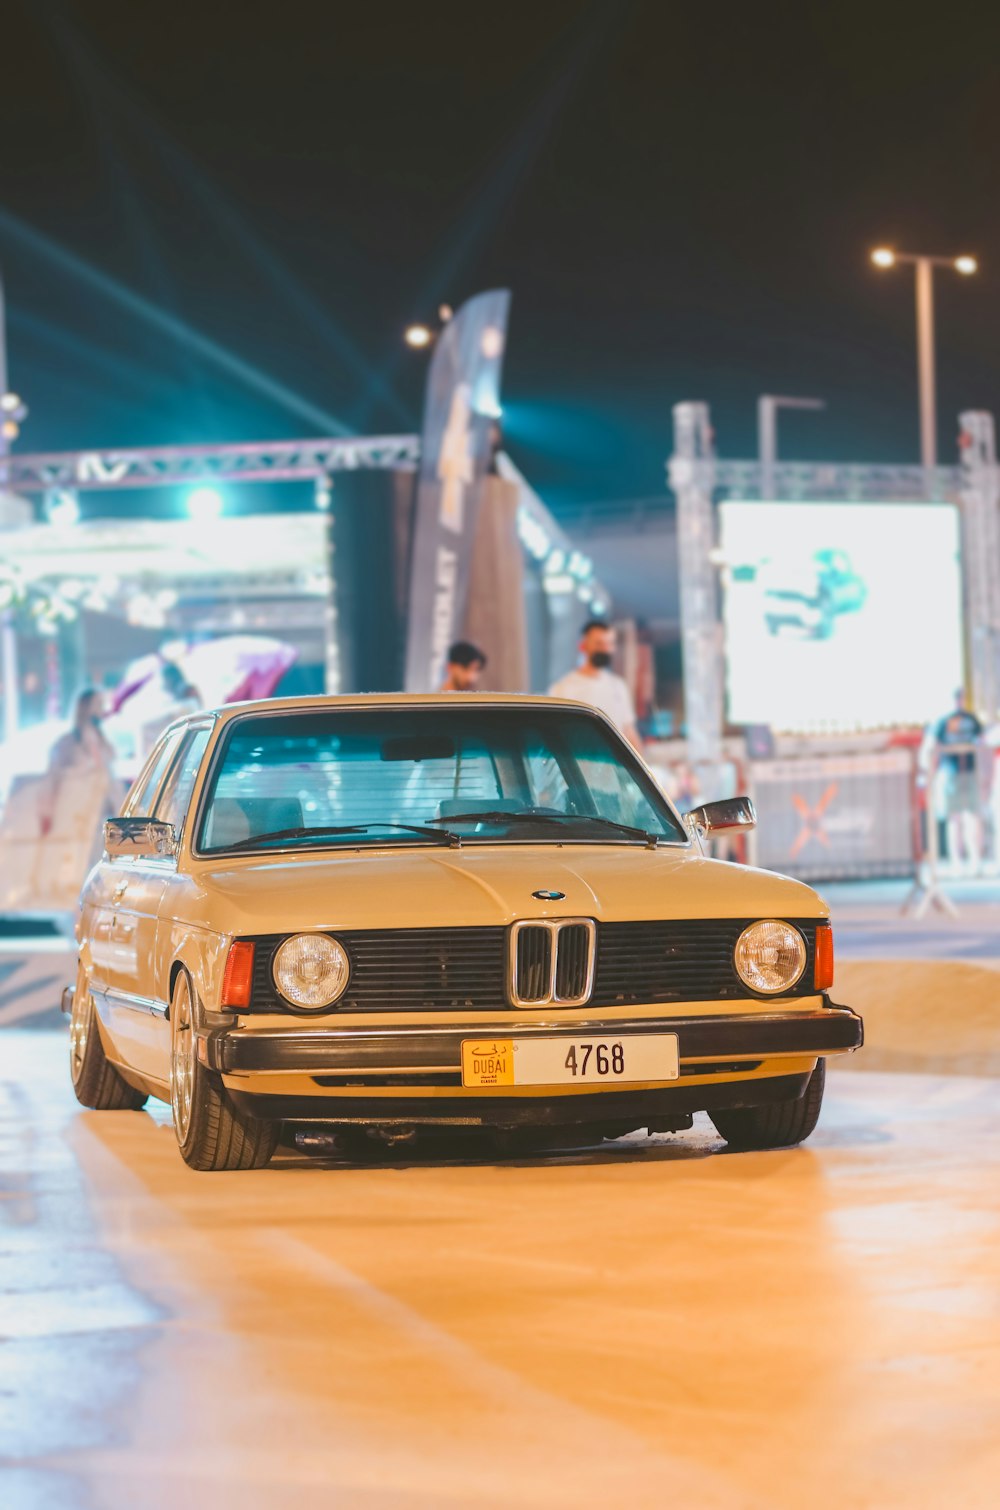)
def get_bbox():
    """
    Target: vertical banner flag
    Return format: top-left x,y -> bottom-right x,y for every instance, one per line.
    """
404,289 -> 511,691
